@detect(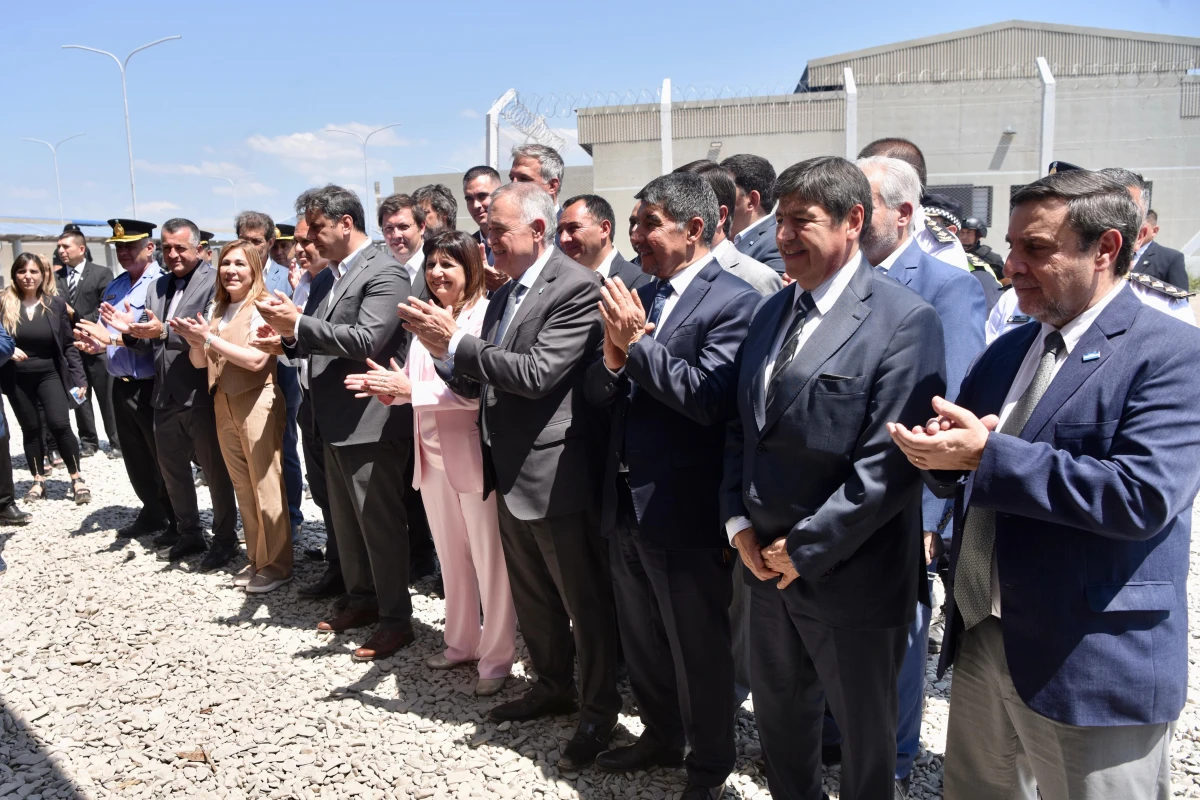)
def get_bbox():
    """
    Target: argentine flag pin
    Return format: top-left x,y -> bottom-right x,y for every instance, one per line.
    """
1082,352 -> 1100,362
